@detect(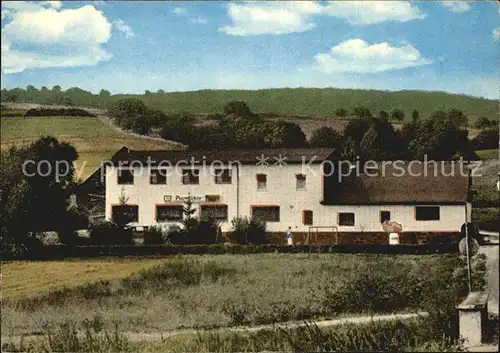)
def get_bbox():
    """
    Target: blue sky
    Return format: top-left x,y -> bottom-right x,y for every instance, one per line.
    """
1,1 -> 499,98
